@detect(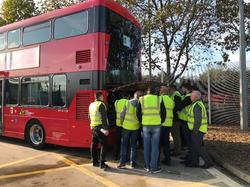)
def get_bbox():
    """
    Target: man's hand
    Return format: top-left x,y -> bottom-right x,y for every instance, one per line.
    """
100,129 -> 109,136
